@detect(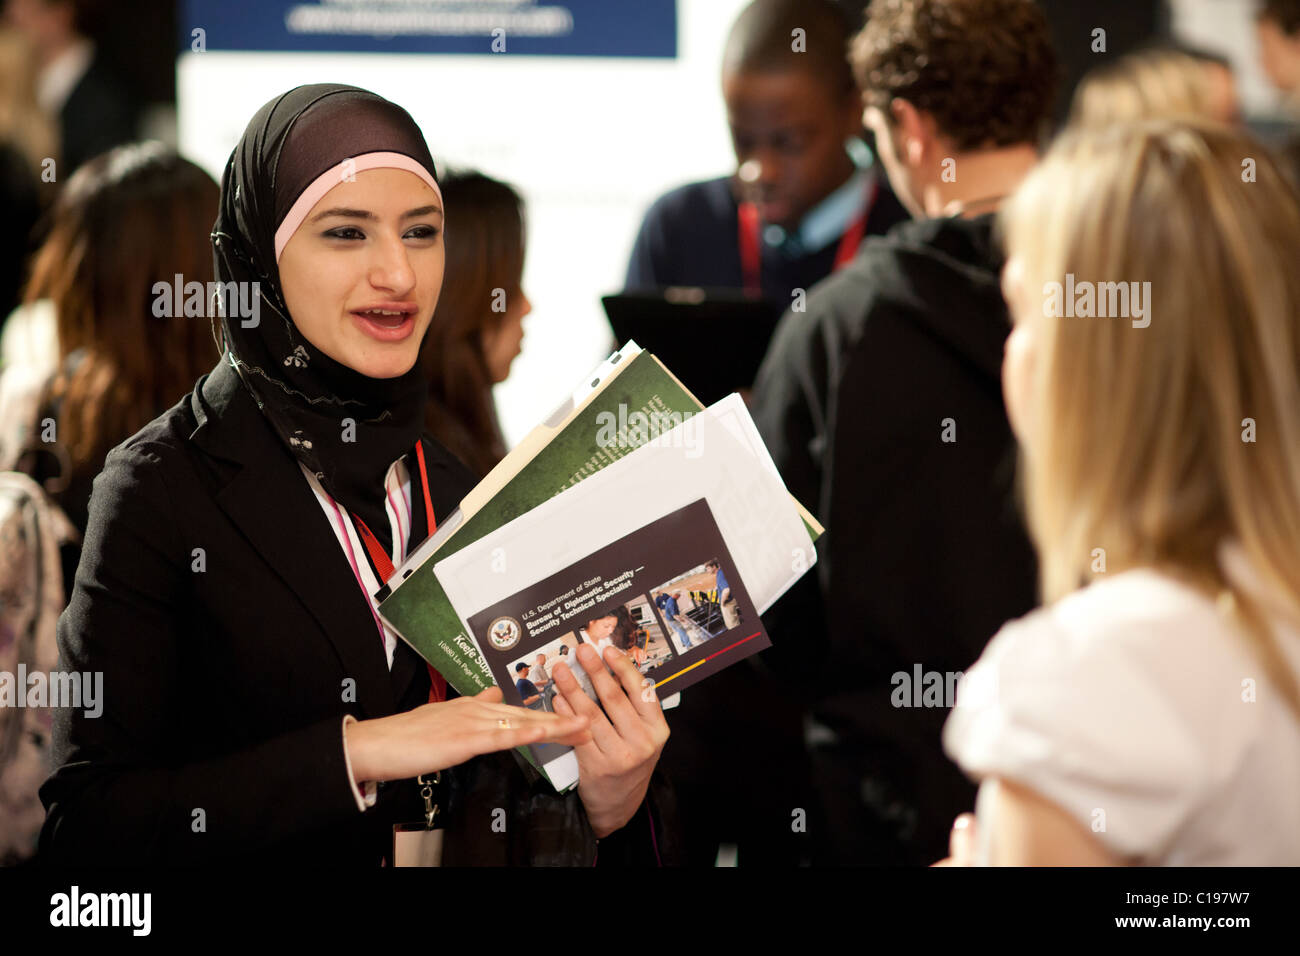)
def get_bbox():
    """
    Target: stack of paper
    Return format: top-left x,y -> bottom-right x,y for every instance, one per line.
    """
377,342 -> 822,789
